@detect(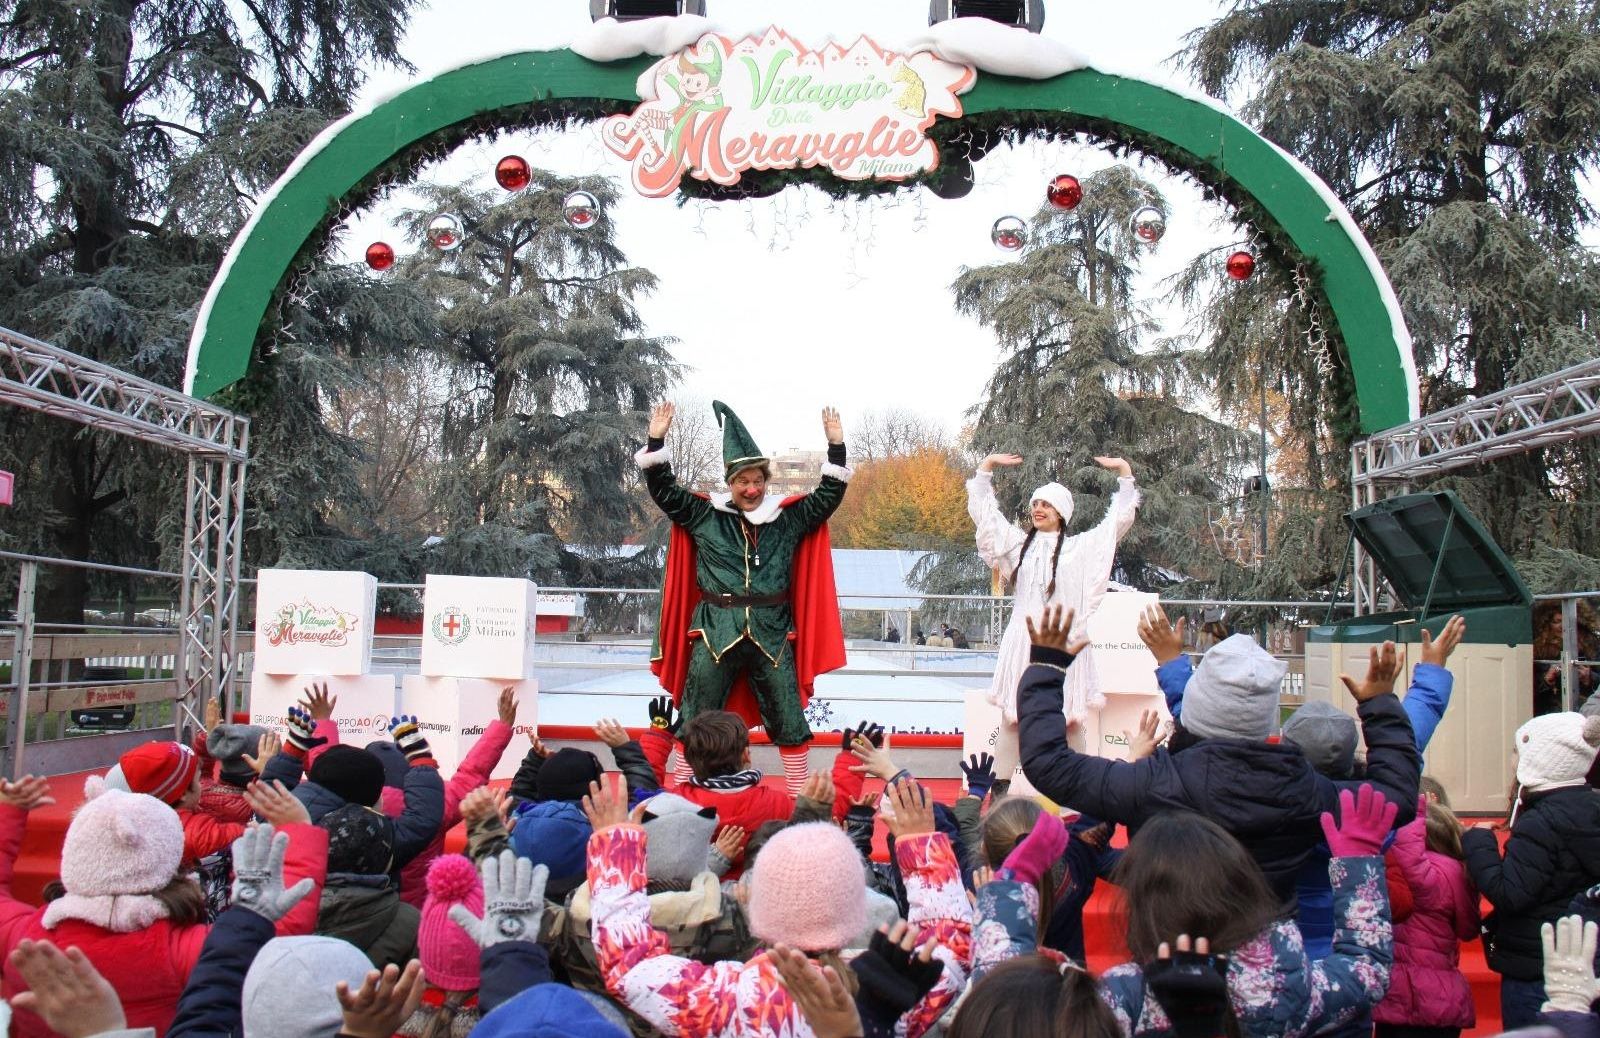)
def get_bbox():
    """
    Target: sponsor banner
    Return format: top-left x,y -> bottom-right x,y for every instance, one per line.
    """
602,28 -> 975,198
248,671 -> 398,749
399,675 -> 538,780
254,569 -> 377,676
536,591 -> 583,618
421,575 -> 538,680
